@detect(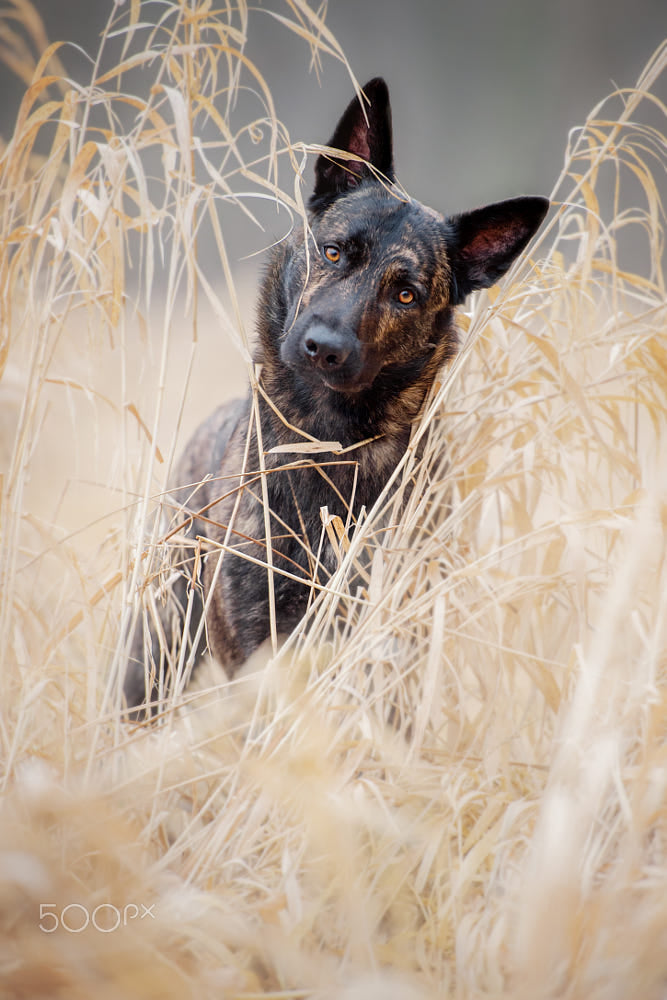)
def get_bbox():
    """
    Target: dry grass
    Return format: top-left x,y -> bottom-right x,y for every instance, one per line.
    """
1,2 -> 666,996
